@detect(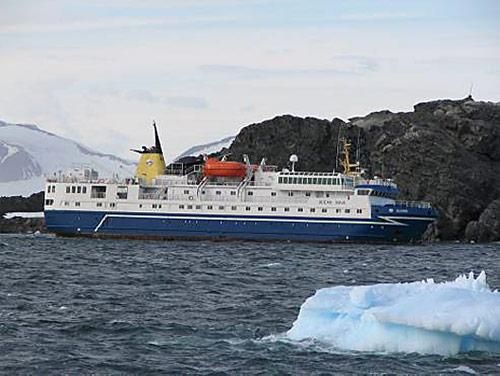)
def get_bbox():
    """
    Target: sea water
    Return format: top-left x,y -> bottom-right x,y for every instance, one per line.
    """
0,234 -> 499,374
